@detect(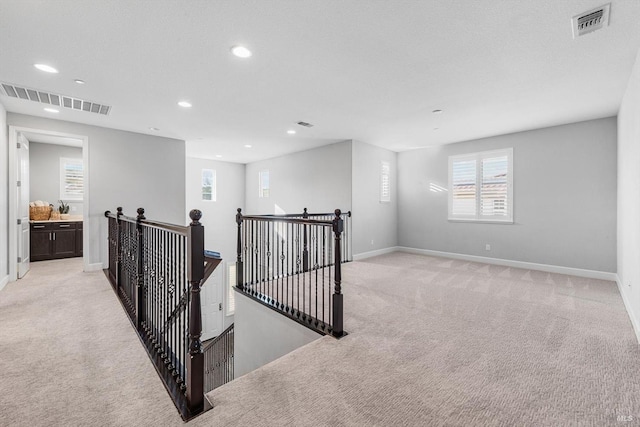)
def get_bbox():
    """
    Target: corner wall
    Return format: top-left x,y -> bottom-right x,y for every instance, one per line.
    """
7,113 -> 186,269
30,142 -> 83,214
398,117 -> 617,273
617,48 -> 640,341
351,140 -> 398,257
0,102 -> 7,290
244,141 -> 352,215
